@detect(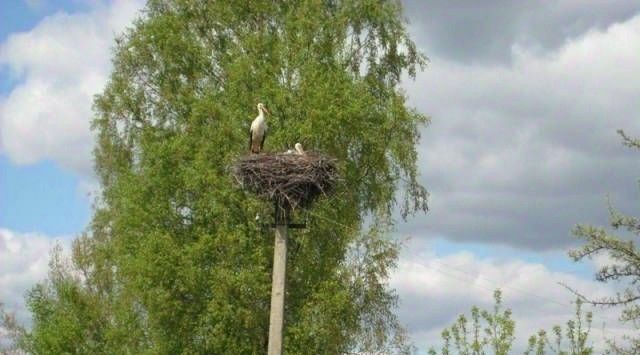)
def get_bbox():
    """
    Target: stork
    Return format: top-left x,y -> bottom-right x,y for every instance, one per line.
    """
294,143 -> 305,155
249,103 -> 270,154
